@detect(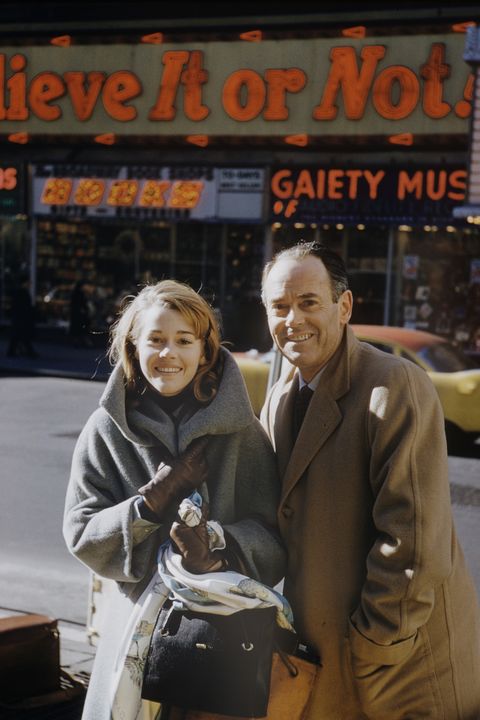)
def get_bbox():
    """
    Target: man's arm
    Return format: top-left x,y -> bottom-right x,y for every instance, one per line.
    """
349,360 -> 453,662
